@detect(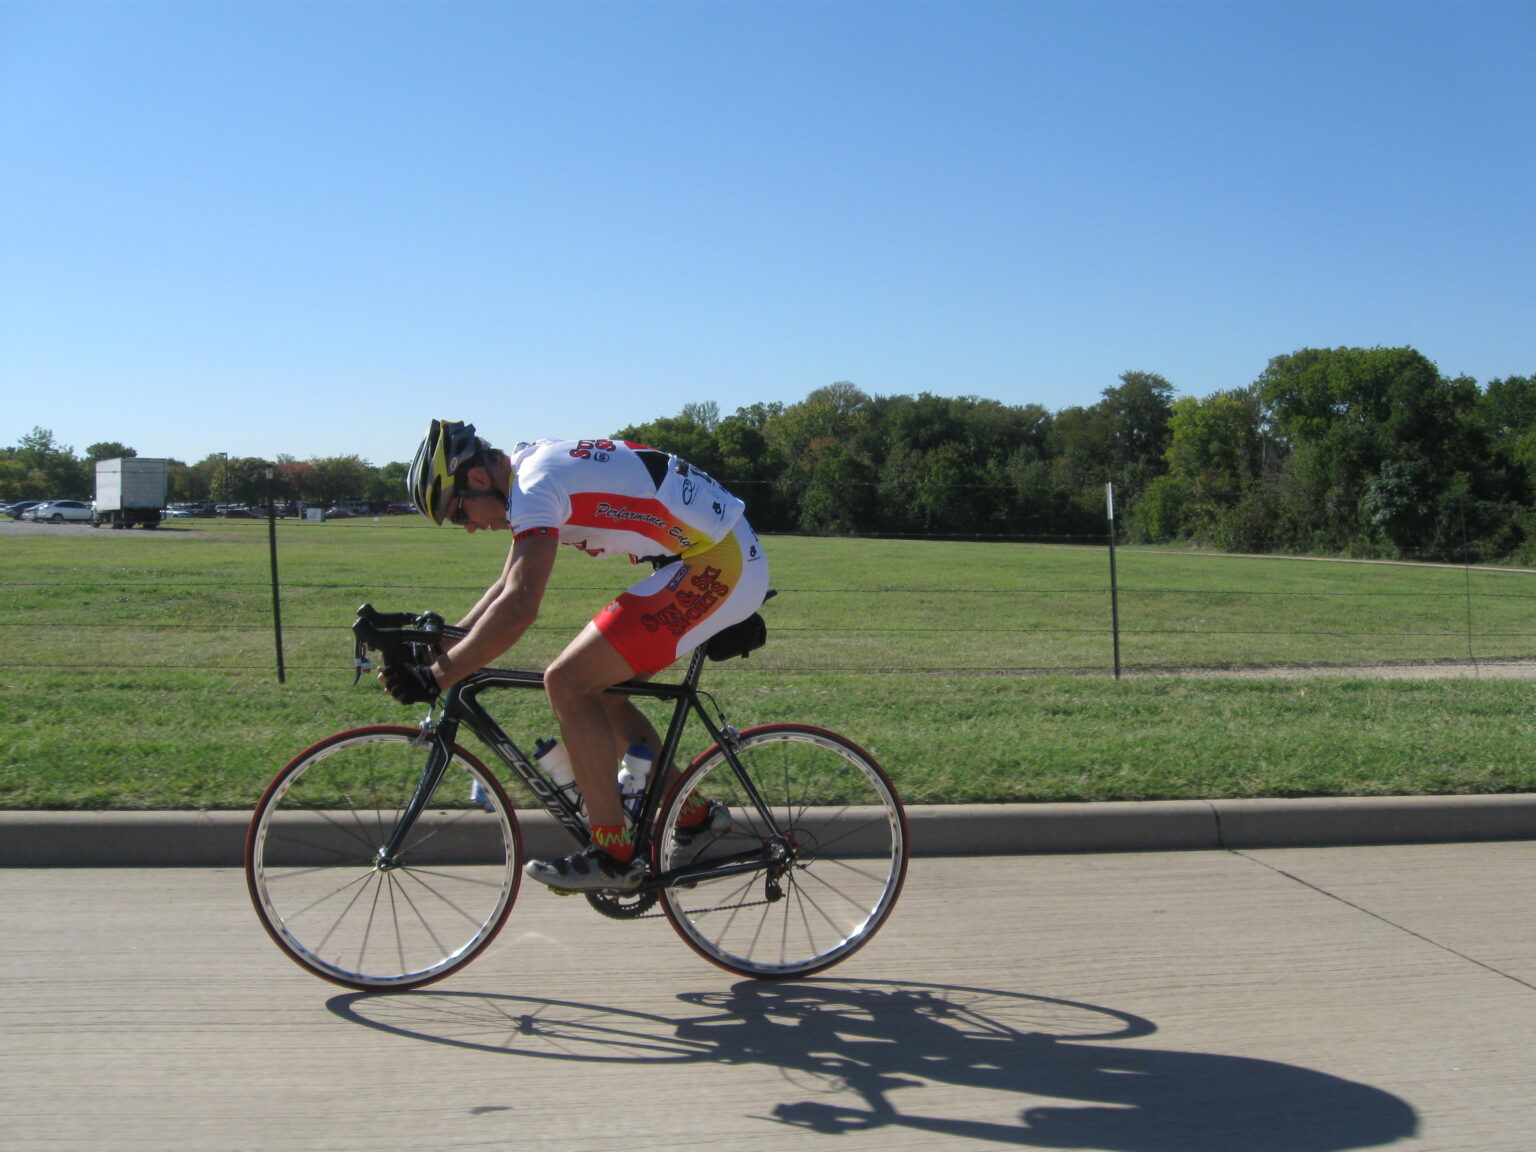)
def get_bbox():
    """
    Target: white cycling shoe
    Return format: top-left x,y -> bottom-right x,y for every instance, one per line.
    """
524,846 -> 645,893
669,801 -> 733,869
